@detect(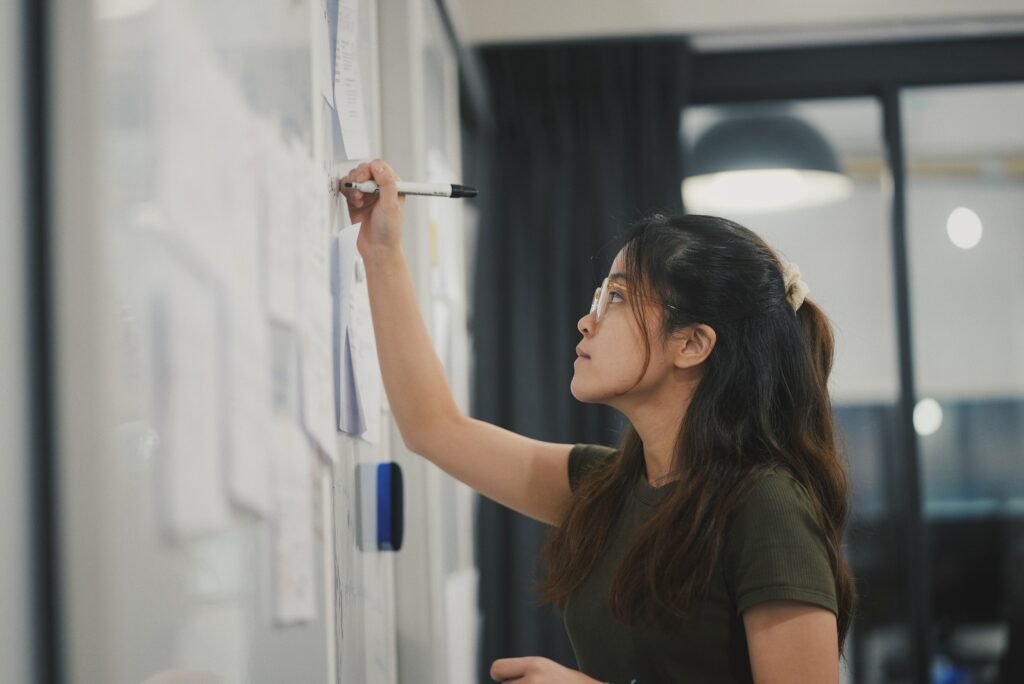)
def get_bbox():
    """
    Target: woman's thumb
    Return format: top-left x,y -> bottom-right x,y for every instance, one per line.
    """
370,160 -> 400,208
